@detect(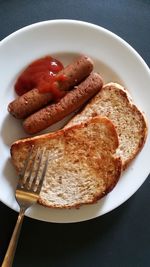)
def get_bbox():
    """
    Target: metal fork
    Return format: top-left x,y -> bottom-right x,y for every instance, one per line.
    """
2,147 -> 49,267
